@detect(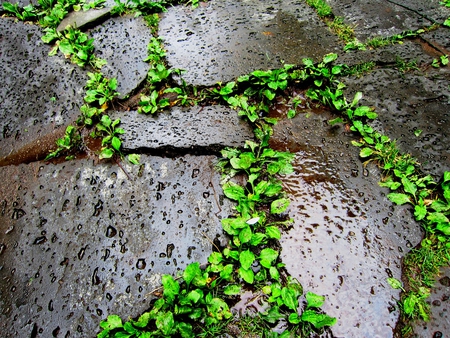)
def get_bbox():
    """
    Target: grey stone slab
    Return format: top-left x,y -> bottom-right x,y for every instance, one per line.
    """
422,26 -> 450,52
90,15 -> 151,99
342,68 -> 450,178
328,0 -> 449,41
271,110 -> 422,337
57,7 -> 112,32
0,17 -> 87,159
0,155 -> 231,337
158,0 -> 341,86
110,105 -> 254,152
411,266 -> 450,337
